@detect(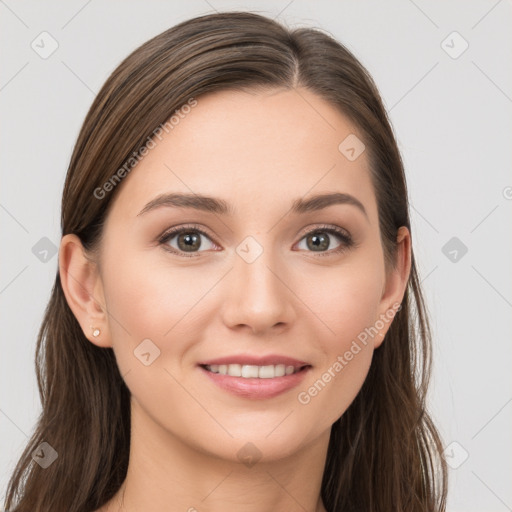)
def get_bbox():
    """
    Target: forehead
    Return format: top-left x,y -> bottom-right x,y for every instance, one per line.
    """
107,87 -> 377,224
